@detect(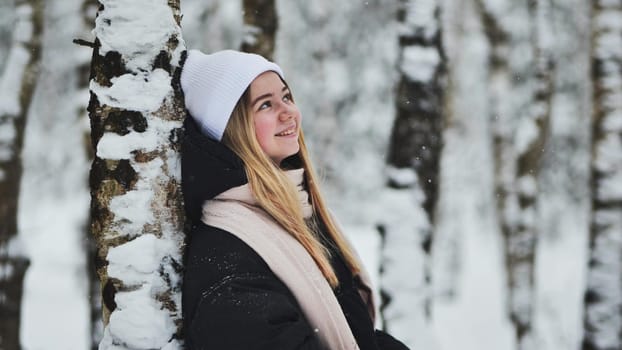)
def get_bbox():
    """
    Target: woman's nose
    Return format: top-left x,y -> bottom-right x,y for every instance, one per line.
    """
277,103 -> 294,120
279,110 -> 293,121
